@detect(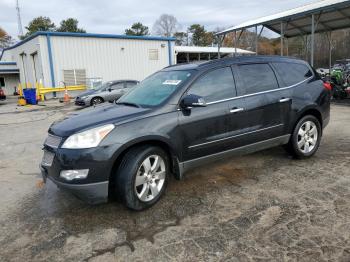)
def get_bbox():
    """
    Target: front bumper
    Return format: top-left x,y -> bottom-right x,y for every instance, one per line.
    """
41,165 -> 109,204
40,142 -> 123,204
75,99 -> 87,106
